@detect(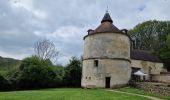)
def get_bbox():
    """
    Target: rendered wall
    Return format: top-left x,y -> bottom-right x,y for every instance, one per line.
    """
152,74 -> 170,83
131,59 -> 163,80
81,59 -> 131,88
83,33 -> 130,59
82,33 -> 131,88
